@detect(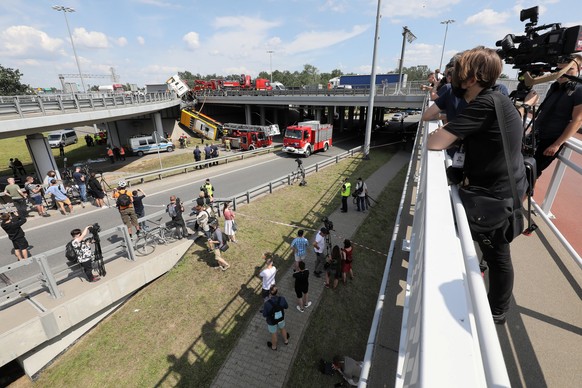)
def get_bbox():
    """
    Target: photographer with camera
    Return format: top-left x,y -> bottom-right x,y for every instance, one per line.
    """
532,54 -> 582,177
295,158 -> 306,186
166,195 -> 189,239
1,211 -> 29,261
427,47 -> 528,325
24,176 -> 49,217
70,226 -> 100,282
